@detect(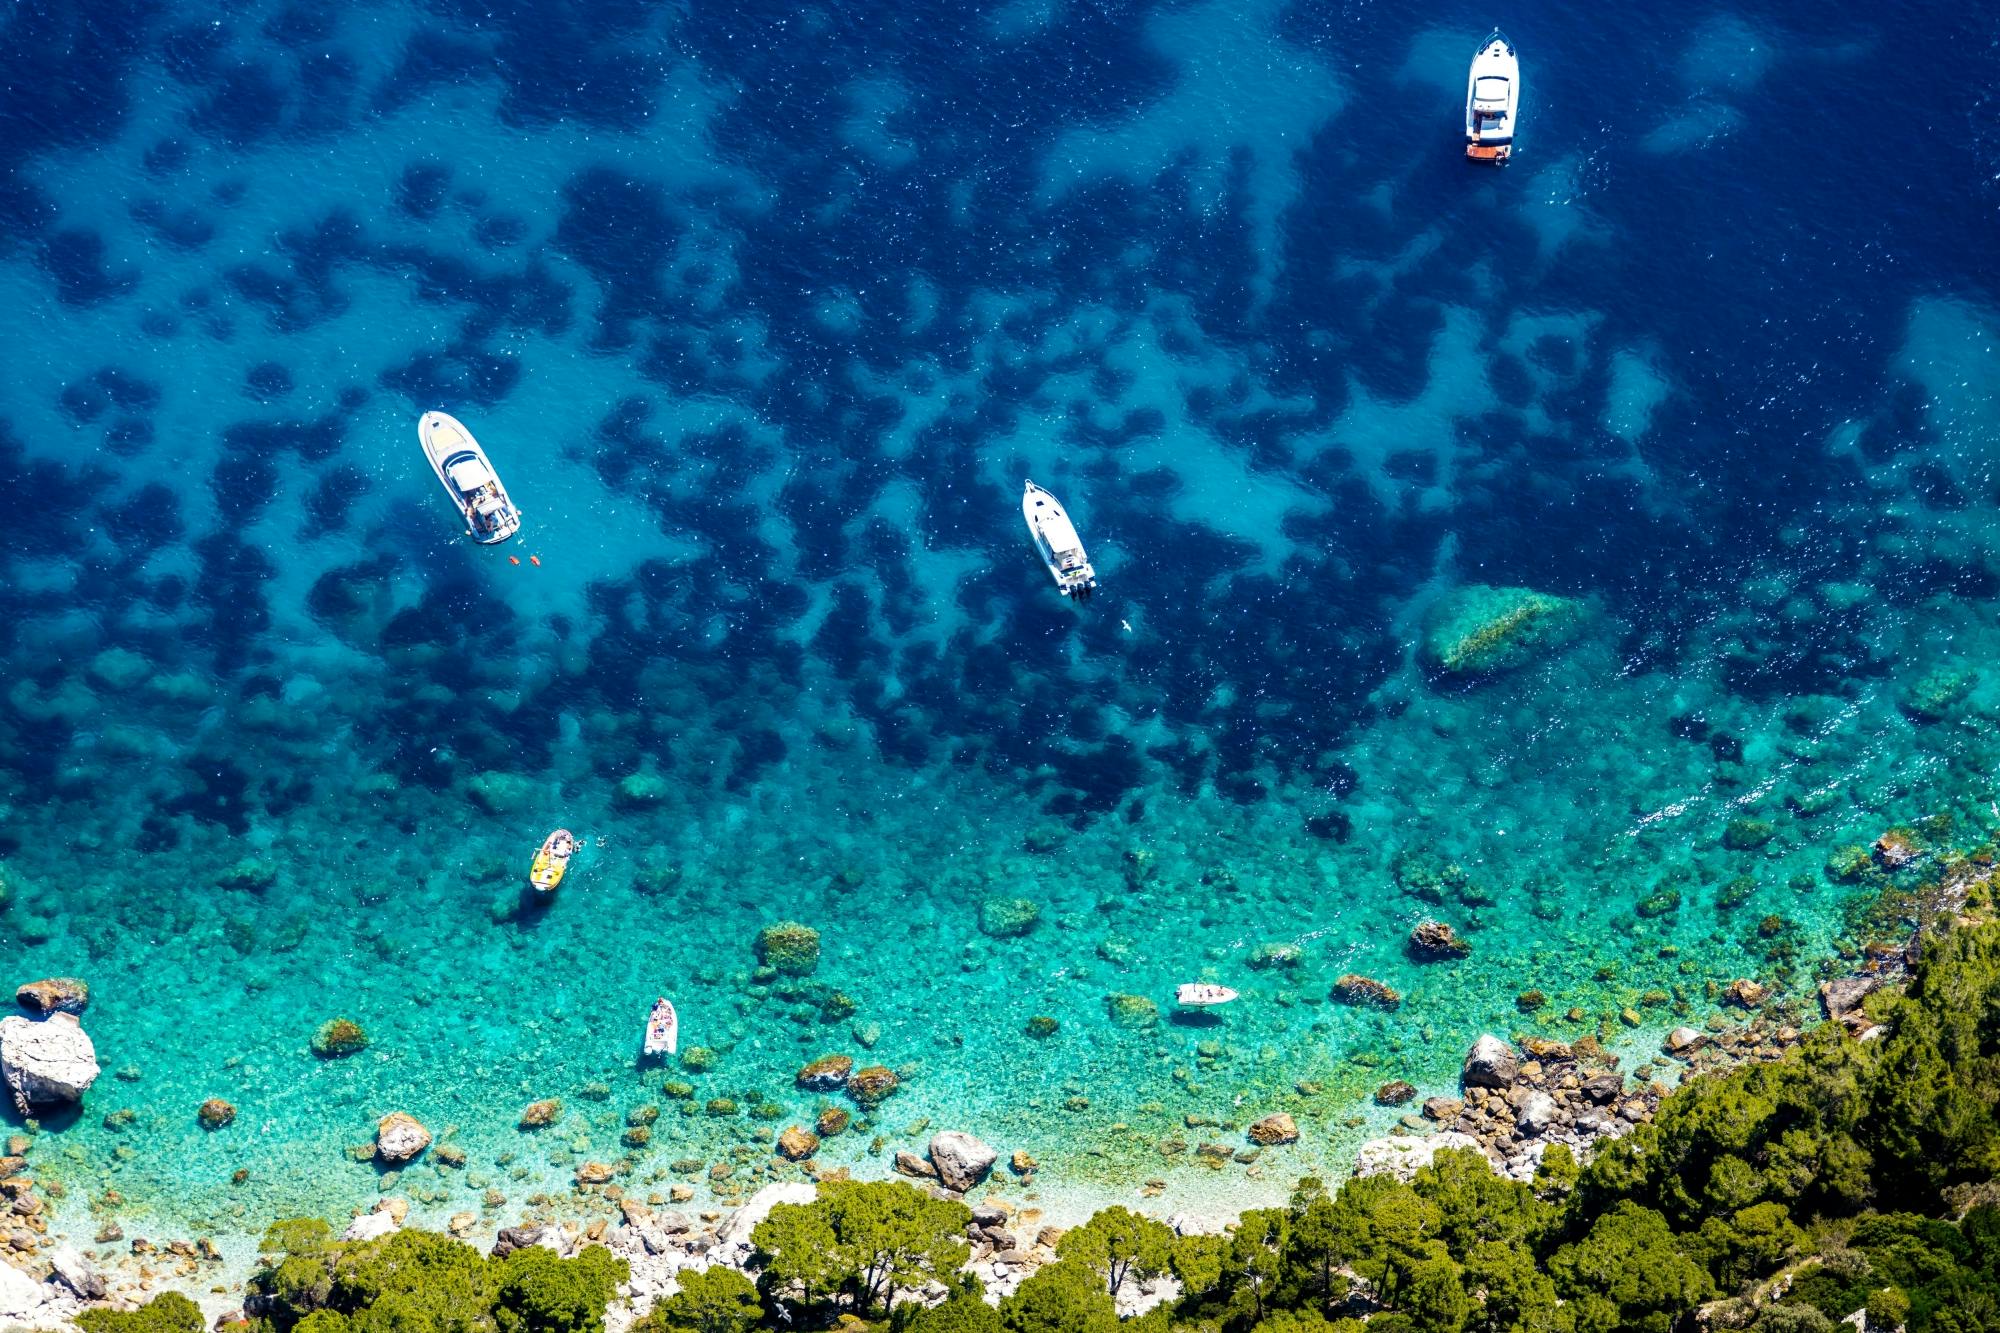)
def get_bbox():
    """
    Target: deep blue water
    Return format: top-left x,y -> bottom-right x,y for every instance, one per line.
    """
0,0 -> 1996,1251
